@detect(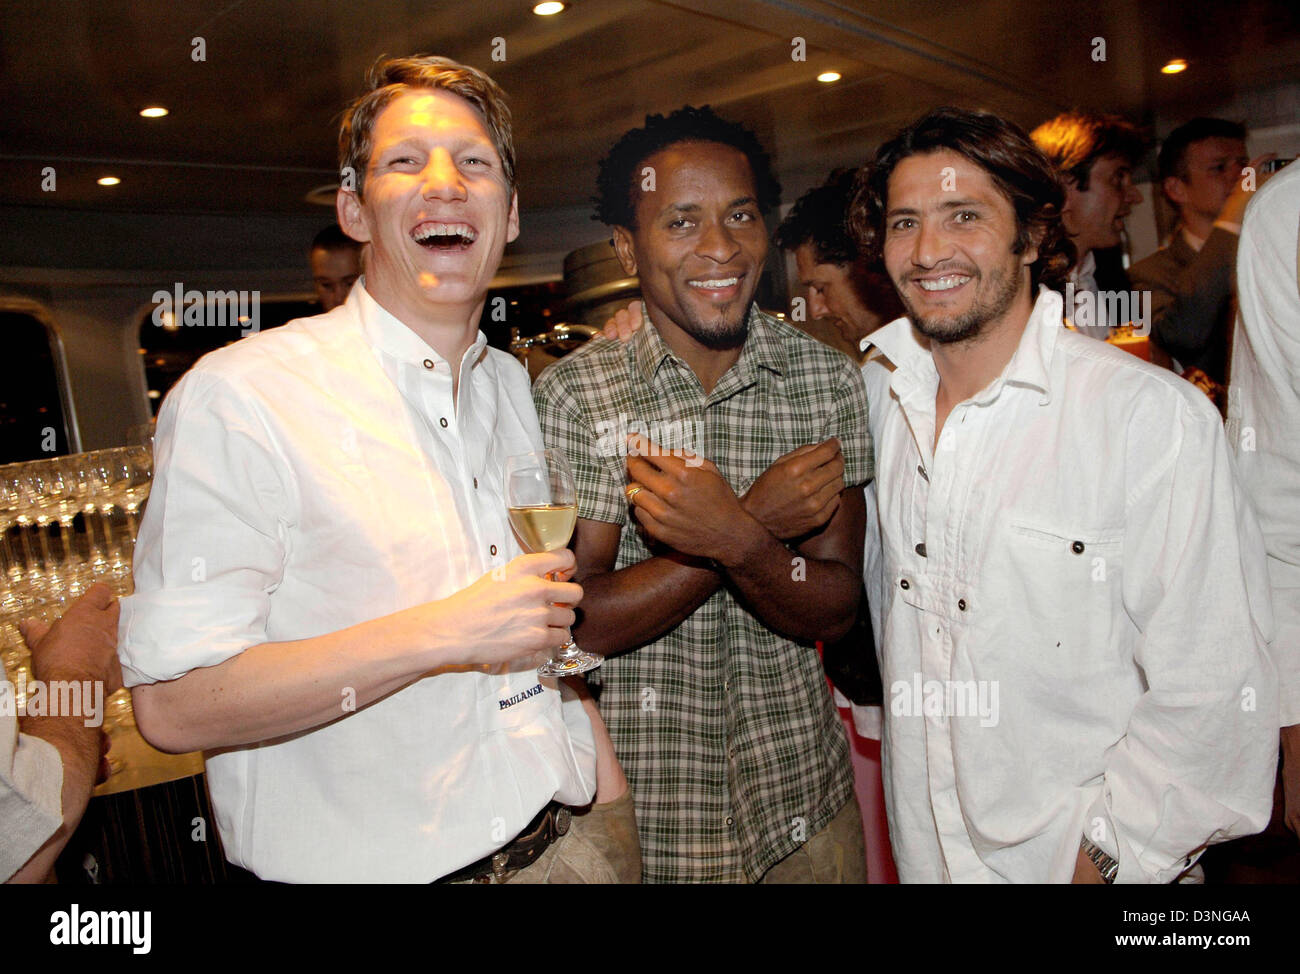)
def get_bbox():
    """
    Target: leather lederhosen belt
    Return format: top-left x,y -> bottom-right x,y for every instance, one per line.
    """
434,800 -> 573,883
